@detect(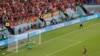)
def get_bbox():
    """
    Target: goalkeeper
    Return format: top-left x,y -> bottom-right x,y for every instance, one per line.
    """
26,44 -> 32,49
